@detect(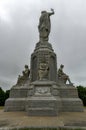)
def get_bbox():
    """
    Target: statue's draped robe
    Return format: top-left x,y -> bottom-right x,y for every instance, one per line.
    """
38,12 -> 51,39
